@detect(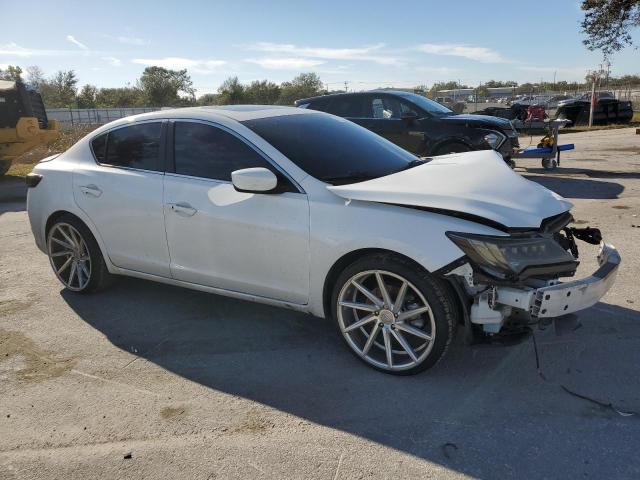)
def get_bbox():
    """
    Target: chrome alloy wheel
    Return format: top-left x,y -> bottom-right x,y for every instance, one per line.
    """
47,222 -> 92,291
336,270 -> 436,372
